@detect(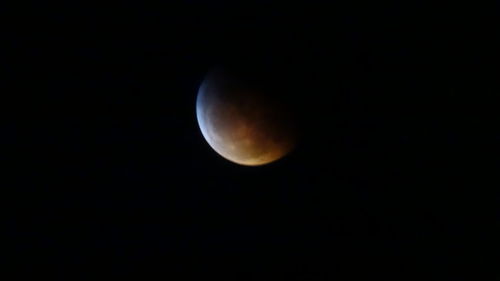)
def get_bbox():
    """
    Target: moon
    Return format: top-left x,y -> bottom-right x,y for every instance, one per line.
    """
196,68 -> 296,166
